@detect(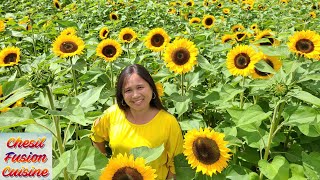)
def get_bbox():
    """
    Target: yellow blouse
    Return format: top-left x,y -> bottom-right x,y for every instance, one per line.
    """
90,105 -> 184,180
